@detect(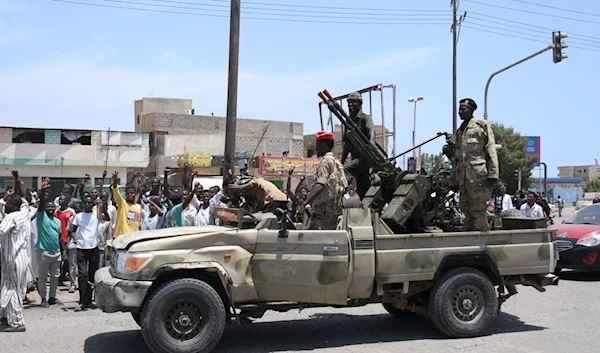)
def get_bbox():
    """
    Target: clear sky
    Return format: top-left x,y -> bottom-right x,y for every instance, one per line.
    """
1,0 -> 598,177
